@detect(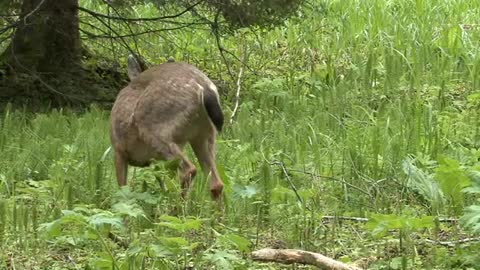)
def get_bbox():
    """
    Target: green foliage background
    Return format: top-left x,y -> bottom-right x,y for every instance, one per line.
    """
1,0 -> 480,269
